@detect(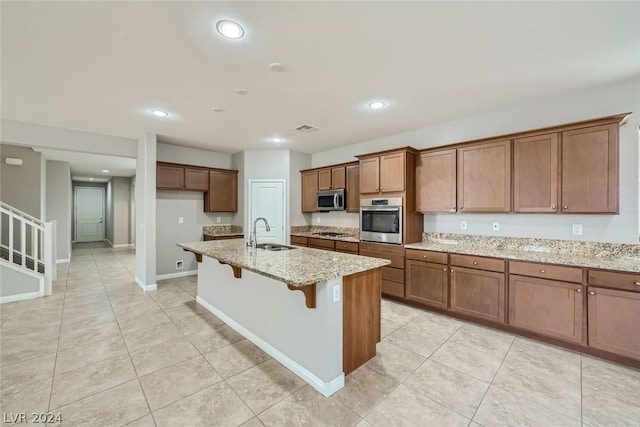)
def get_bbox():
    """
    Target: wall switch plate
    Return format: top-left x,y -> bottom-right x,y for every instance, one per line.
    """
492,222 -> 500,231
332,284 -> 341,303
572,224 -> 583,235
178,217 -> 184,224
317,217 -> 321,224
460,221 -> 467,230
216,217 -> 221,223
176,260 -> 184,270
